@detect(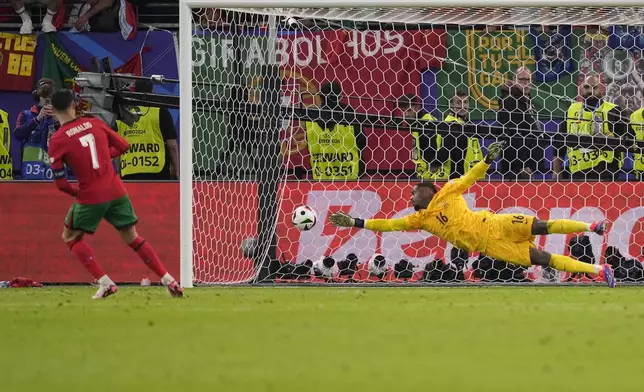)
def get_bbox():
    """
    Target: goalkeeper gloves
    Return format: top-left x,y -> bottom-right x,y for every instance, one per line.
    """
485,141 -> 506,164
329,212 -> 365,228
